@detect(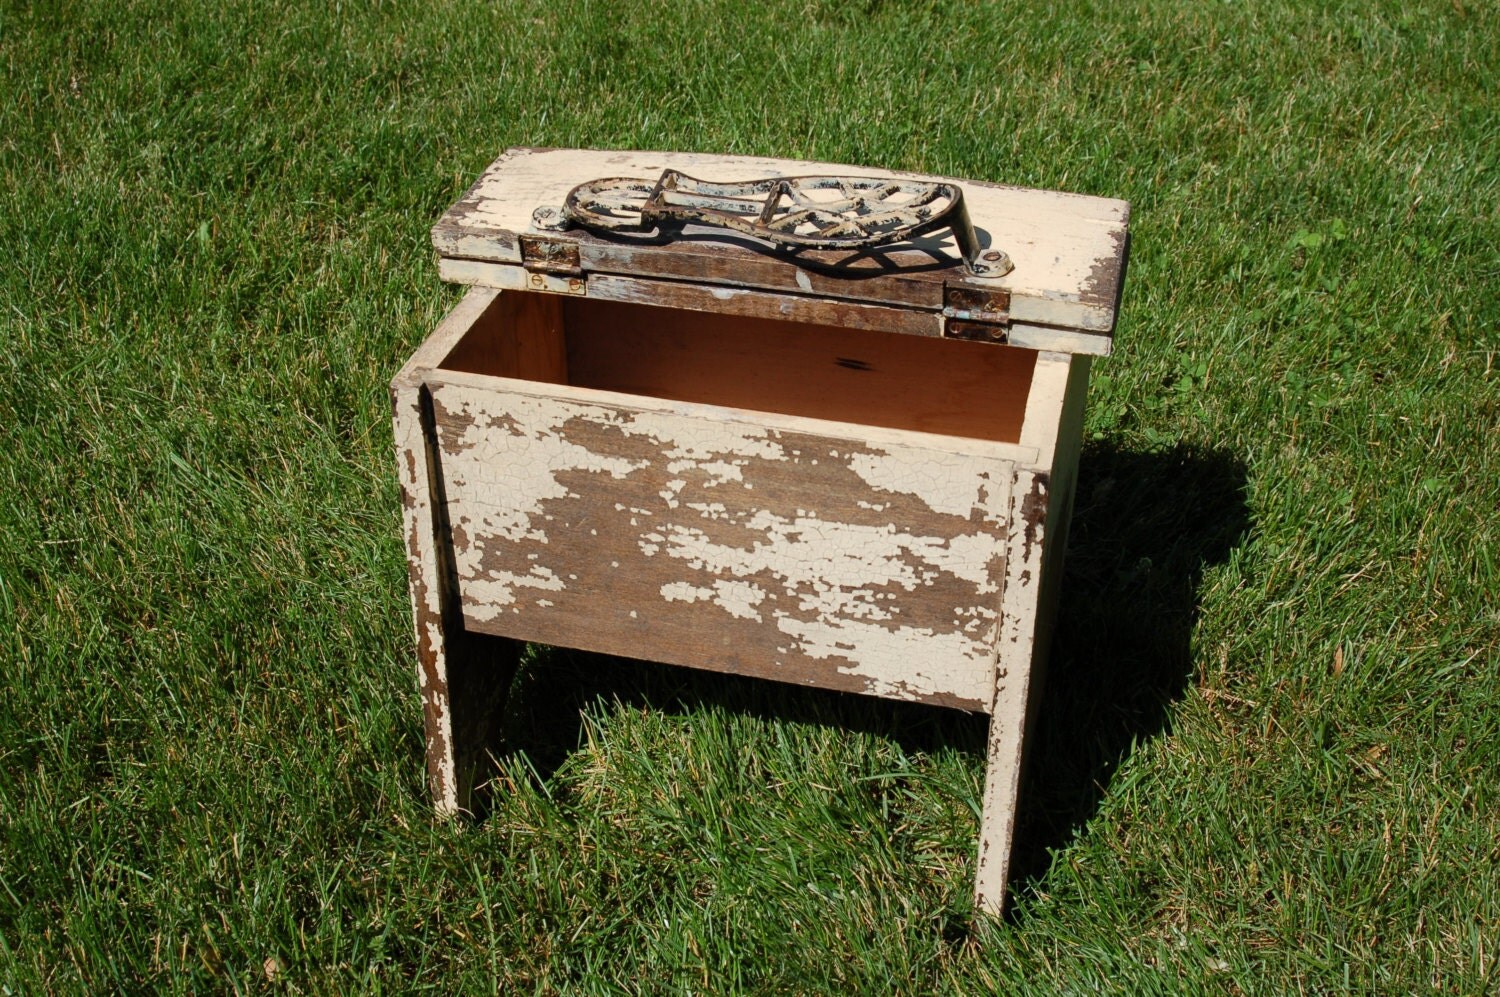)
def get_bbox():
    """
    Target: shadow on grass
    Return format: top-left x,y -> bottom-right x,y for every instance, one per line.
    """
455,441 -> 1249,912
1004,442 -> 1249,908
